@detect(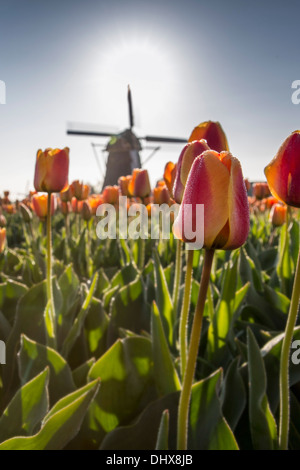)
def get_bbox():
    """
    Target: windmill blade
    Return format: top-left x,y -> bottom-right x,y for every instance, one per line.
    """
128,85 -> 134,130
67,130 -> 115,138
142,135 -> 187,144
